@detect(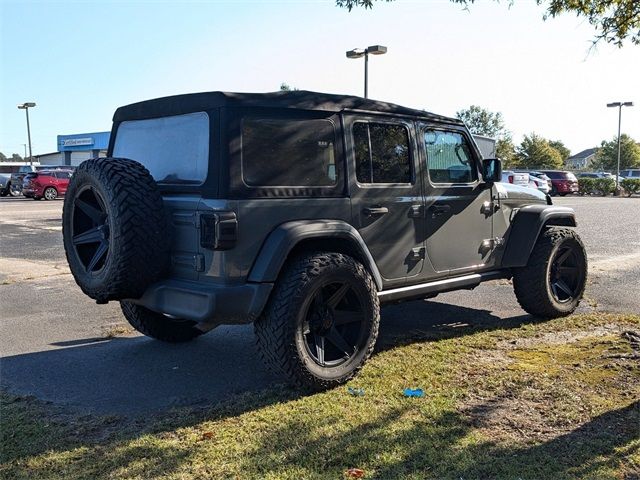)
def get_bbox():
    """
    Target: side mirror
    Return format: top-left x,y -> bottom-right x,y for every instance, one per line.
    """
482,158 -> 502,184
